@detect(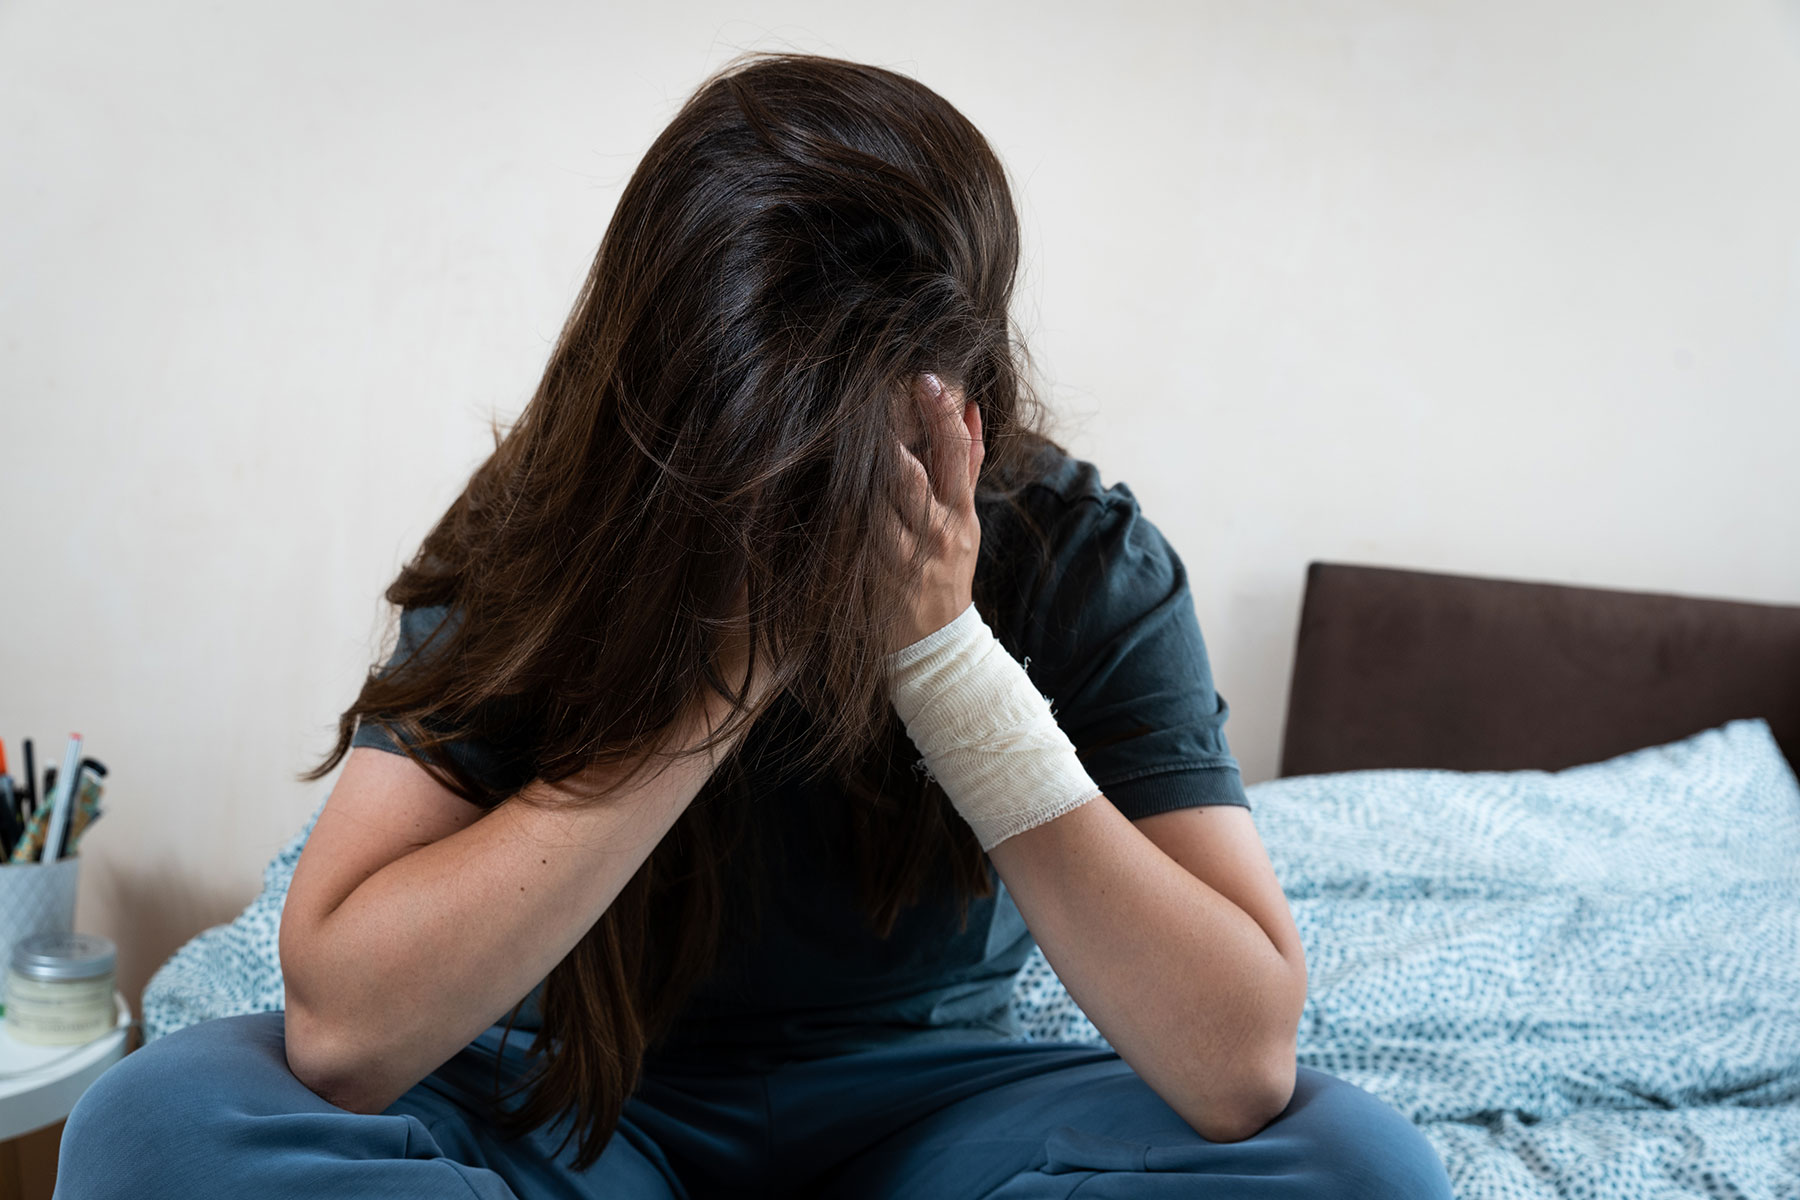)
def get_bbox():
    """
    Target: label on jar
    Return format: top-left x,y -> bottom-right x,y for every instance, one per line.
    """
4,969 -> 115,1045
